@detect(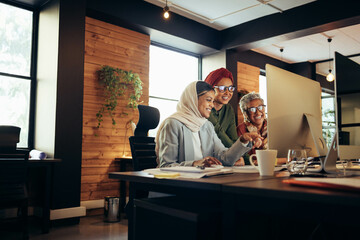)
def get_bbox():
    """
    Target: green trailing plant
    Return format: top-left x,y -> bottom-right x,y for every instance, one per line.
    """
96,65 -> 143,128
